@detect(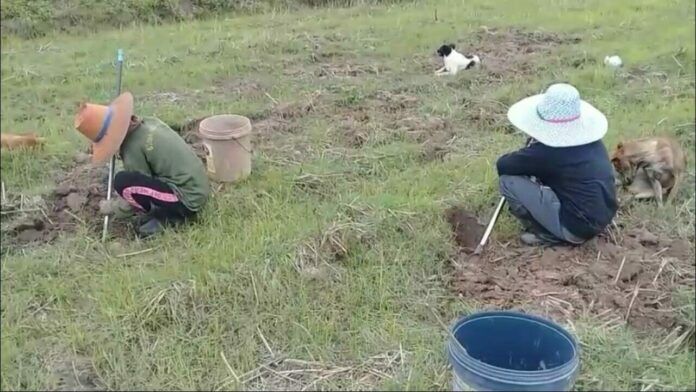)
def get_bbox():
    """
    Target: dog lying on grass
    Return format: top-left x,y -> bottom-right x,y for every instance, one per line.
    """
611,136 -> 686,206
1,133 -> 46,150
435,44 -> 480,76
